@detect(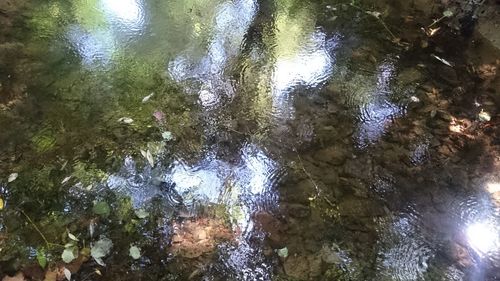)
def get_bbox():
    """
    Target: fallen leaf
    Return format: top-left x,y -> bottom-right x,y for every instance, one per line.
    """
91,236 -> 113,266
431,54 -> 453,67
443,9 -> 453,18
129,245 -> 141,260
63,268 -> 71,281
478,111 -> 491,122
68,231 -> 79,242
142,93 -> 154,103
118,117 -> 134,124
366,11 -> 381,18
146,150 -> 154,166
92,201 -> 110,217
36,249 -> 47,268
277,247 -> 288,258
62,247 -> 78,263
134,209 -> 149,219
161,131 -> 173,141
0,198 -> 4,210
8,173 -> 18,183
61,176 -> 72,185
